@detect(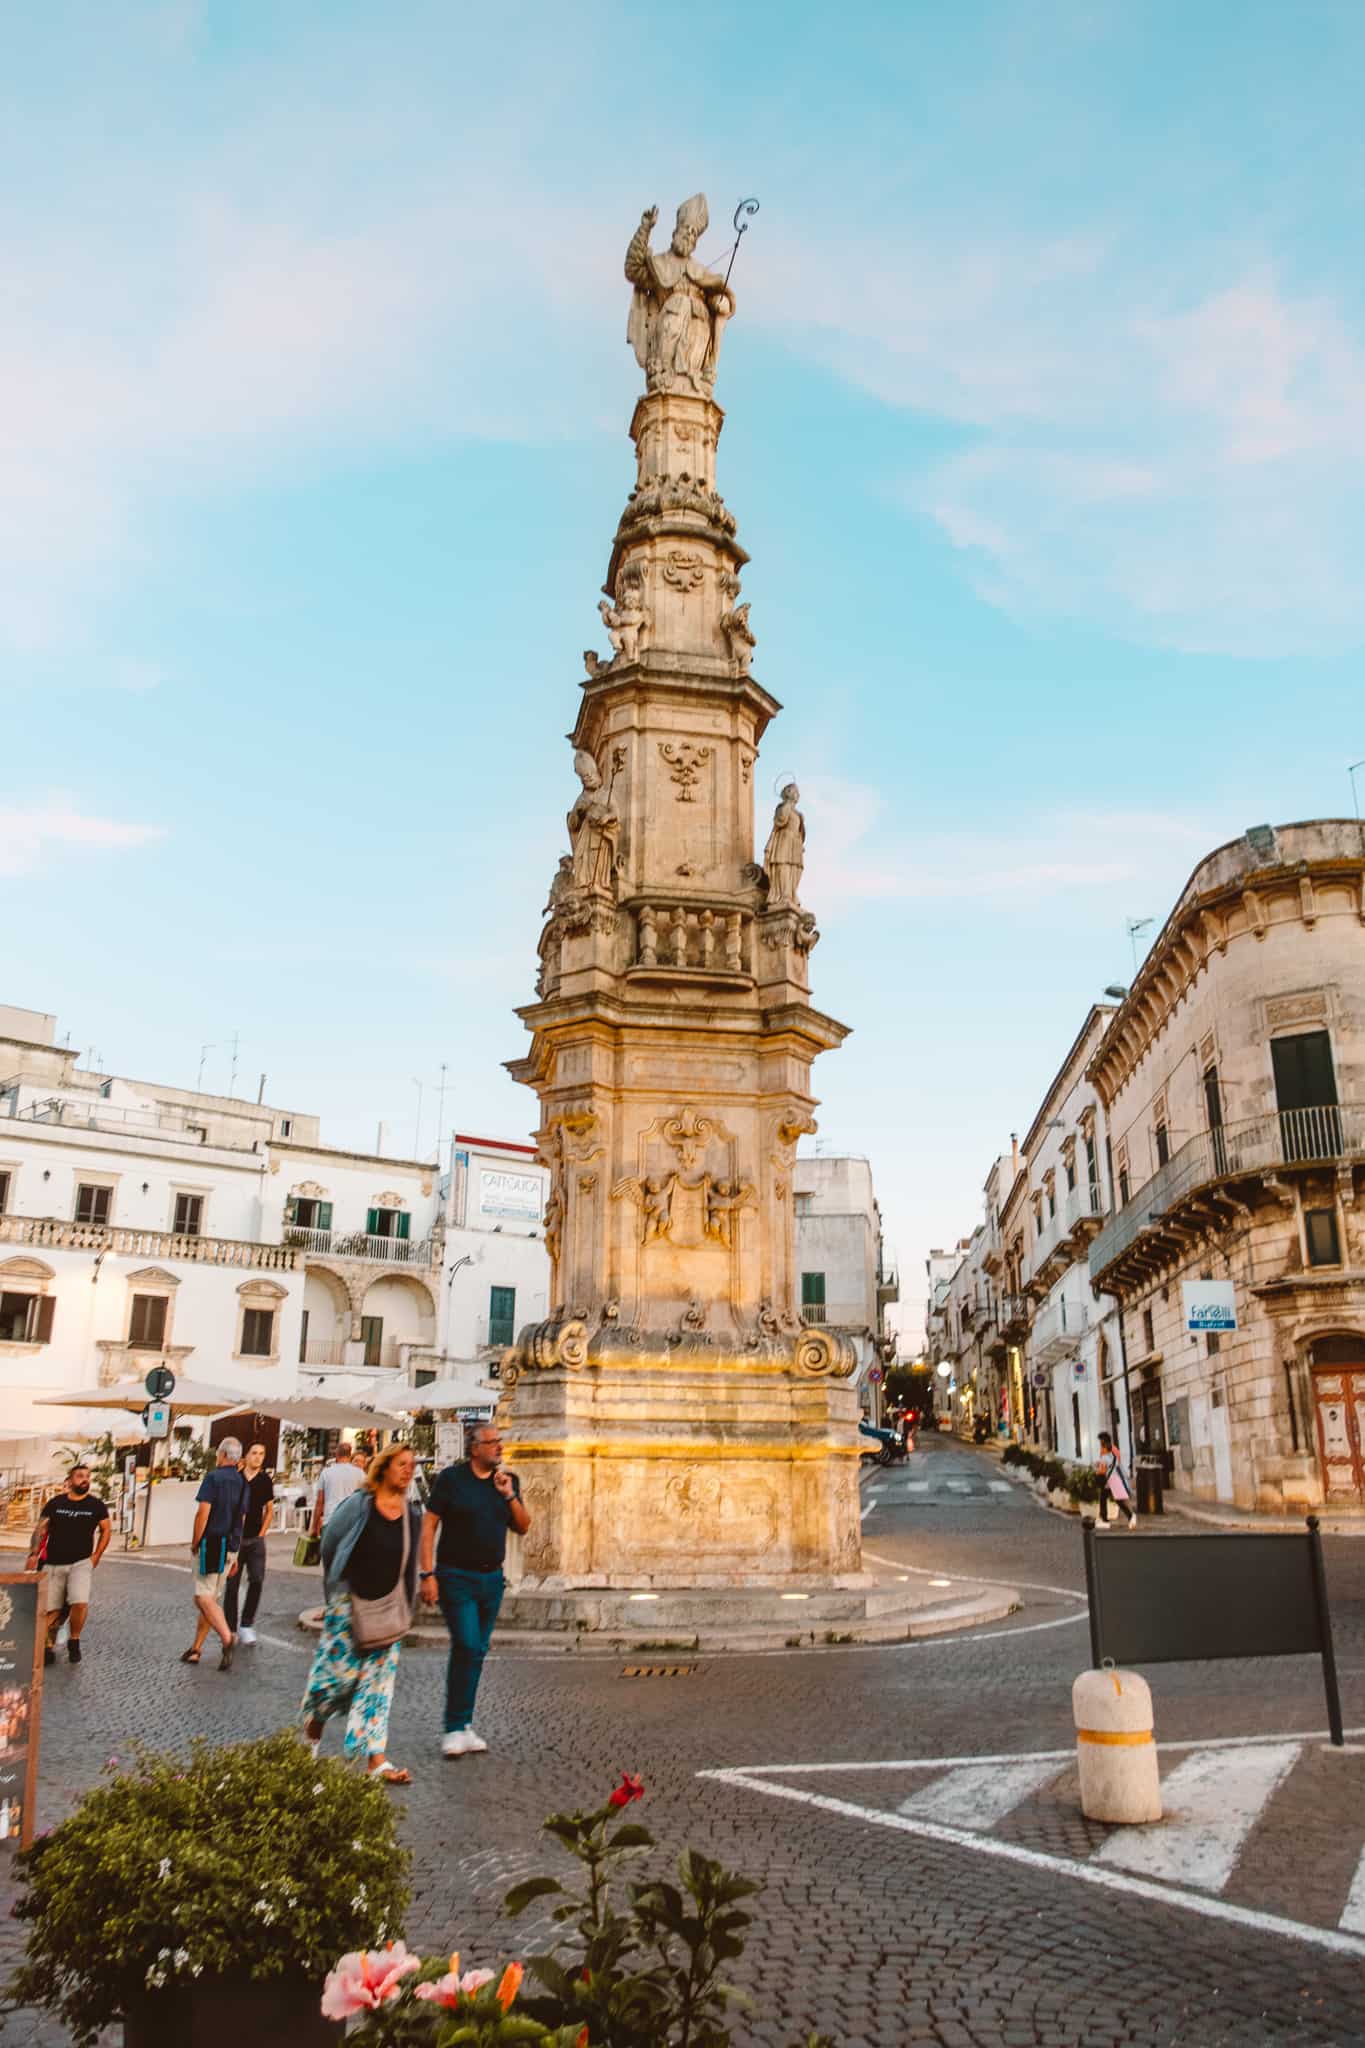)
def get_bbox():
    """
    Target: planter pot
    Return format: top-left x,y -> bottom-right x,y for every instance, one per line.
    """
124,1971 -> 342,2047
